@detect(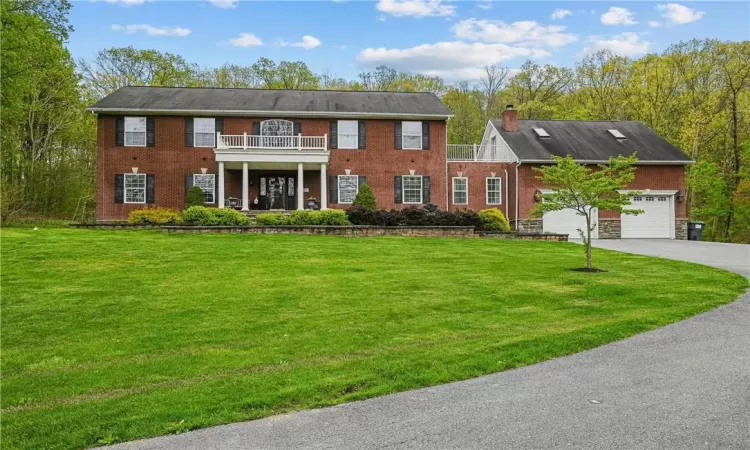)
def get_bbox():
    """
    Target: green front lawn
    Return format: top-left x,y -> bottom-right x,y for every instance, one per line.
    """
1,228 -> 746,449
